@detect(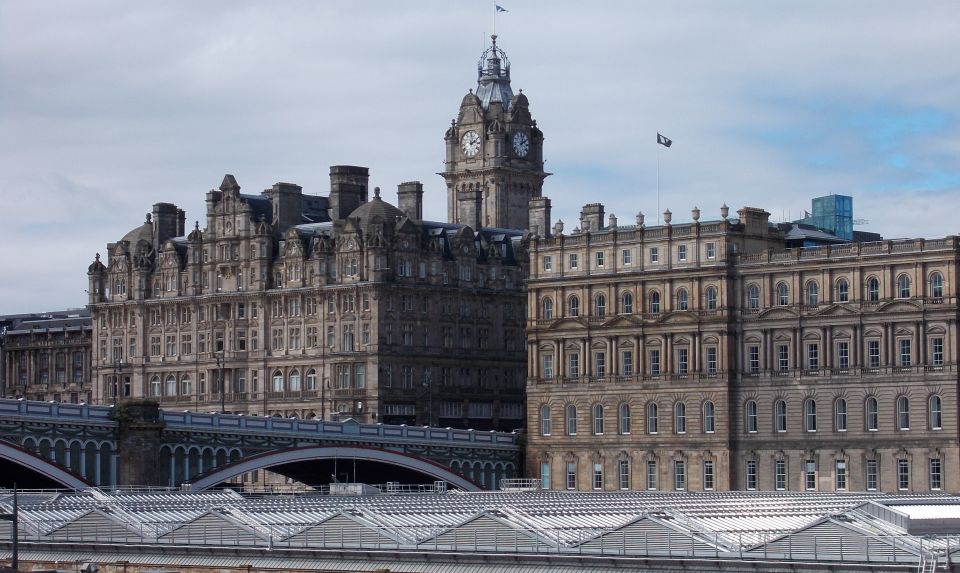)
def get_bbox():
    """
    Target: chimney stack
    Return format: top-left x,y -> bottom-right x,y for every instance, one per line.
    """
528,197 -> 552,237
329,165 -> 370,220
580,203 -> 605,232
397,181 -> 424,220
